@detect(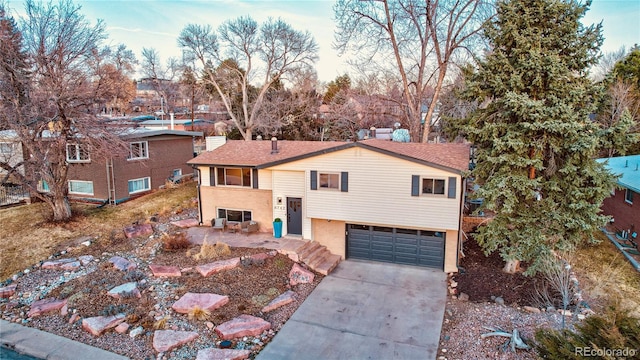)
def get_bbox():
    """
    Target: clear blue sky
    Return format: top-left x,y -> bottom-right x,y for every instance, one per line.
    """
6,0 -> 640,82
